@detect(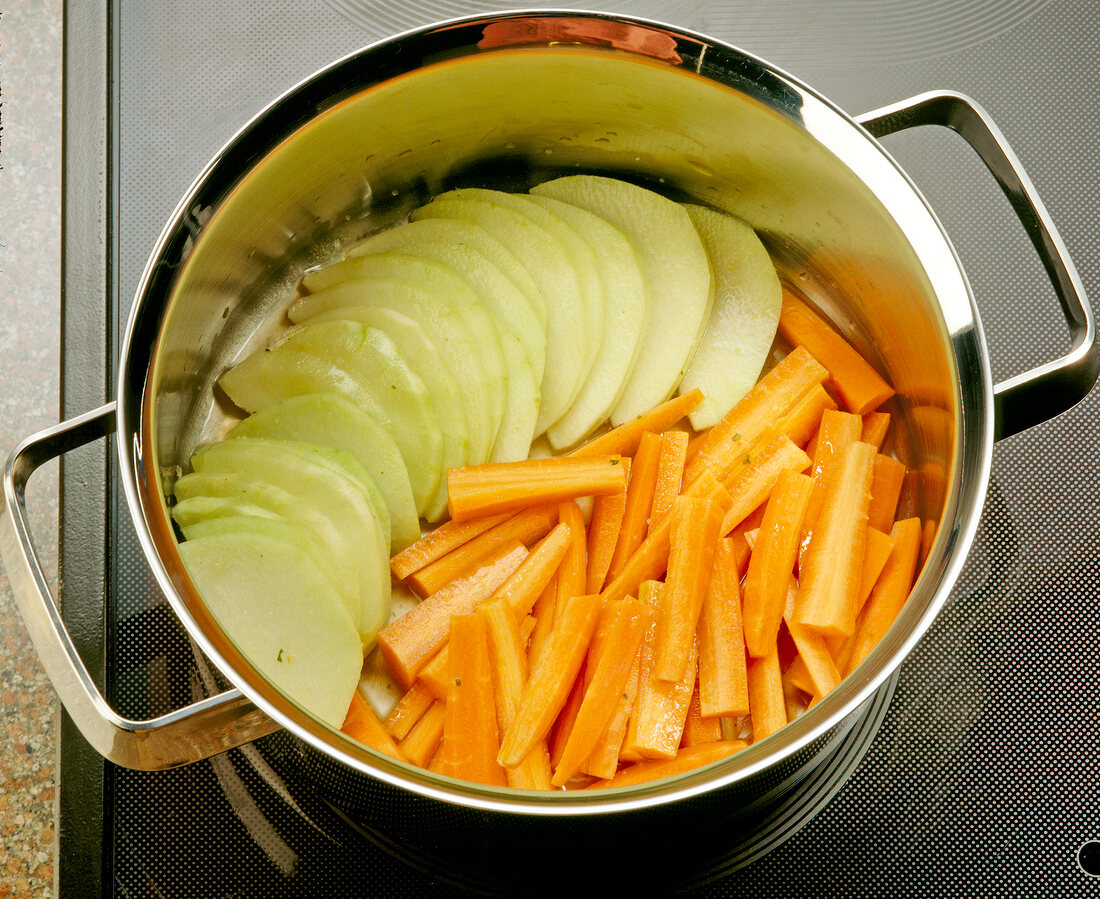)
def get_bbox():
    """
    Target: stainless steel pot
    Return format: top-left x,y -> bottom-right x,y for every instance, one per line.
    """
3,11 -> 1096,821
